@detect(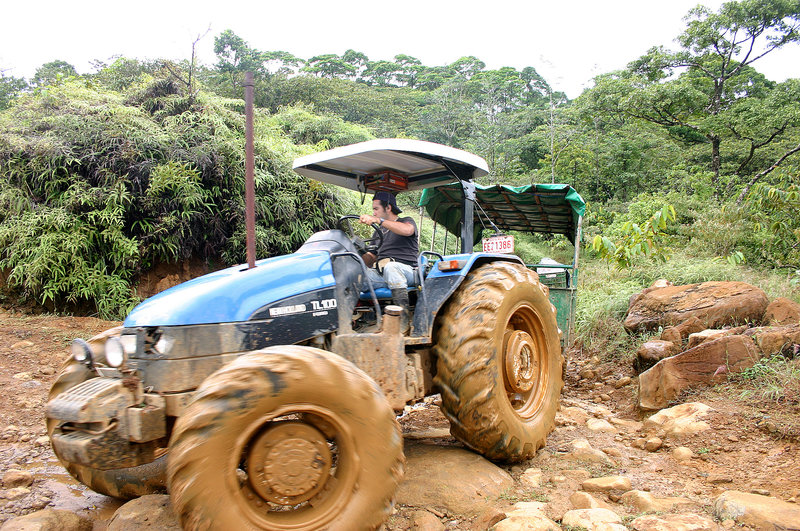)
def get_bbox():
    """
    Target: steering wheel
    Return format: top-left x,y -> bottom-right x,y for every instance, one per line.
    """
337,215 -> 384,255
